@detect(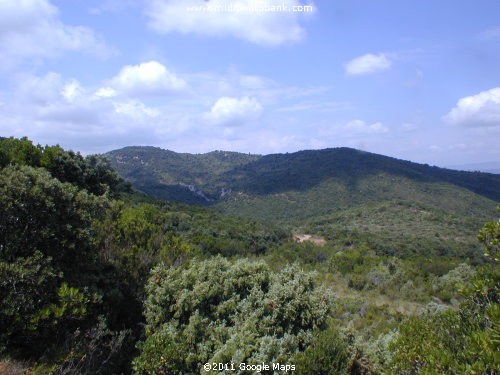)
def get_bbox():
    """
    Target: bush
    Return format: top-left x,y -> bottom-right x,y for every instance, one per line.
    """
389,268 -> 499,374
0,165 -> 108,269
133,257 -> 332,374
54,317 -> 132,375
294,327 -> 351,375
0,252 -> 60,355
